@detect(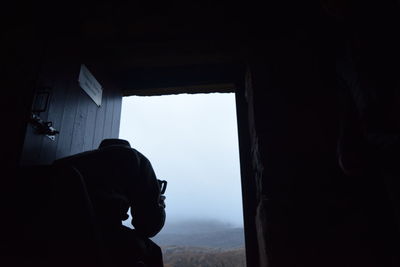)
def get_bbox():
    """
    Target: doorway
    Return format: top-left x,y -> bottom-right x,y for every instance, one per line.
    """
119,93 -> 246,266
